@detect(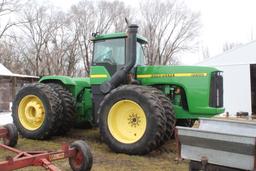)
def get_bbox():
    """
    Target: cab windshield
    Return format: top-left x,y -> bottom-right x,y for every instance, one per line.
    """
93,38 -> 145,66
93,39 -> 125,65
